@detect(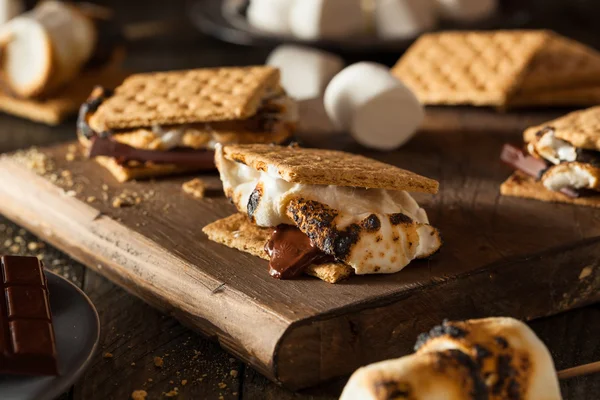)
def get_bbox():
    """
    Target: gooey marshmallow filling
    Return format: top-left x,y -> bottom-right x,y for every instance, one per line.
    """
528,129 -> 577,165
216,146 -> 441,275
149,94 -> 299,151
542,163 -> 597,191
